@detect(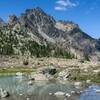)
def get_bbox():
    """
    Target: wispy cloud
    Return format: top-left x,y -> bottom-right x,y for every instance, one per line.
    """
55,6 -> 67,11
55,0 -> 78,11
